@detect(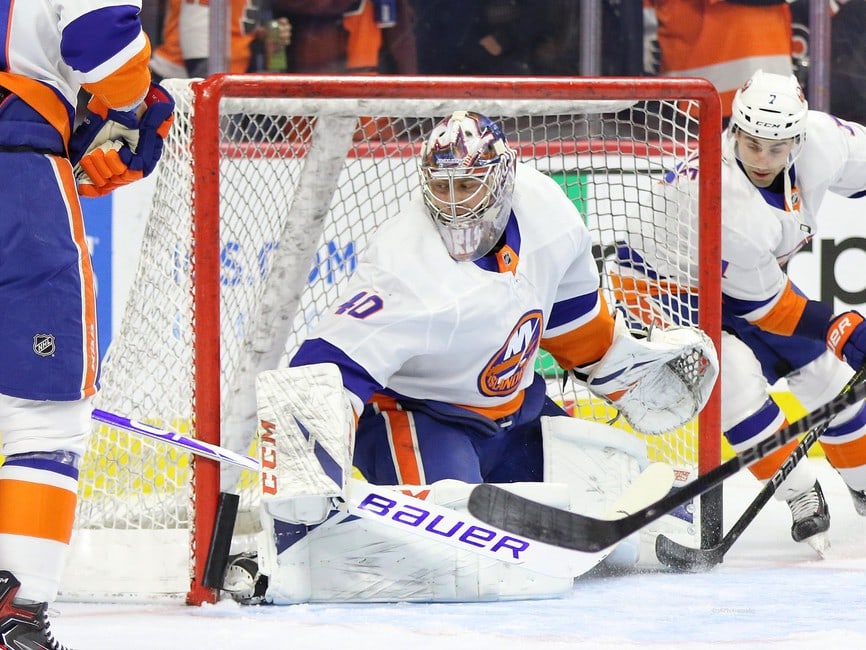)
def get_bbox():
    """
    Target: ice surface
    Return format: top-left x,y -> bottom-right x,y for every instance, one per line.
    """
51,459 -> 866,649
